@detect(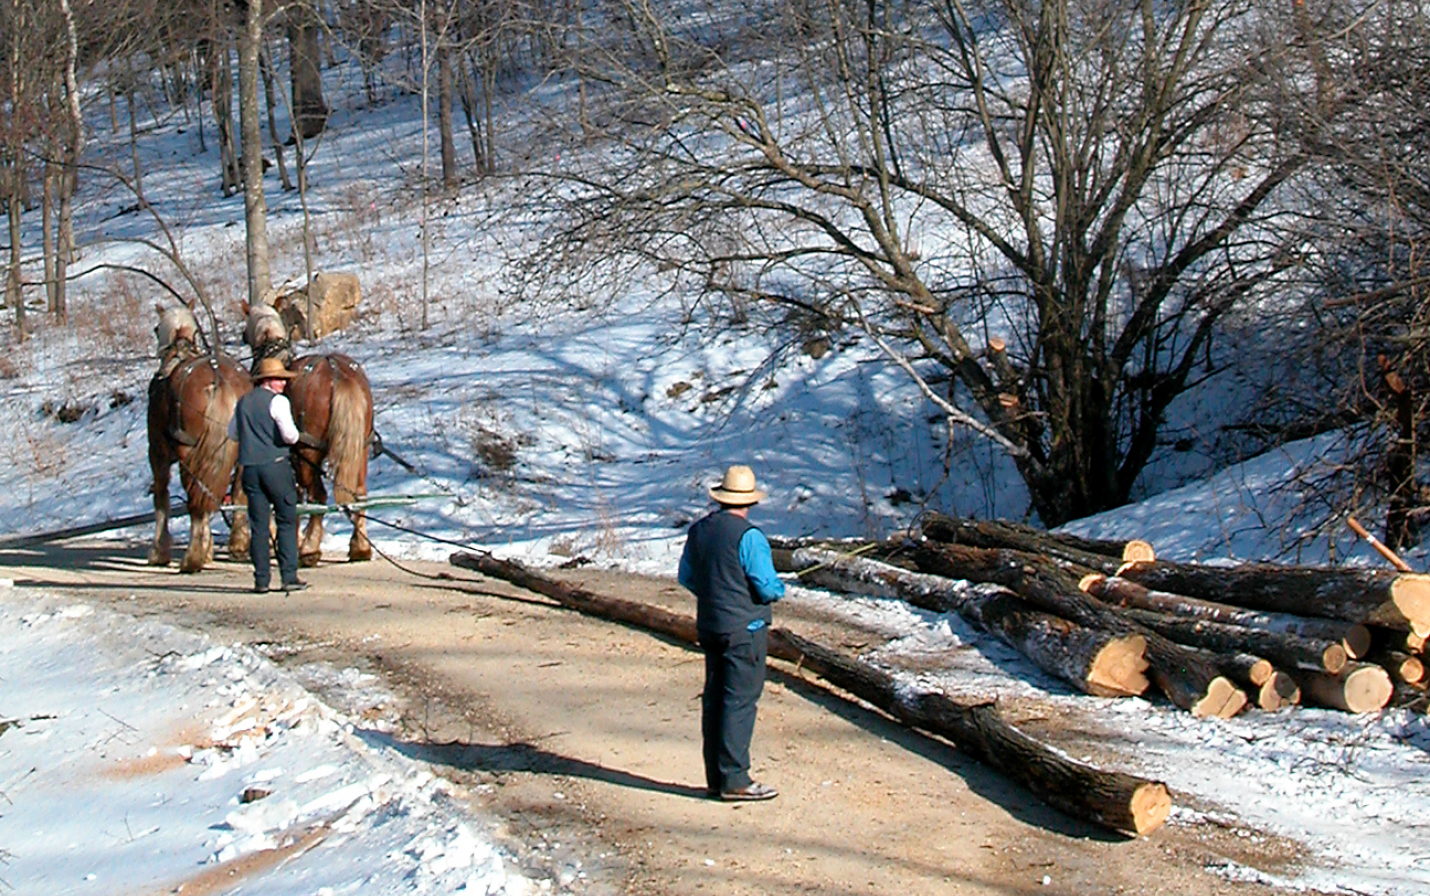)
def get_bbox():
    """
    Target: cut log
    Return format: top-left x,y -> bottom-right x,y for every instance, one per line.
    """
1117,559 -> 1430,636
1256,672 -> 1301,711
1080,574 -> 1372,660
789,549 -> 1148,697
773,630 -> 1172,836
1407,631 -> 1427,654
1105,604 -> 1349,675
448,550 -> 1172,836
913,542 -> 1246,718
1294,662 -> 1394,713
962,589 -> 1150,697
1122,540 -> 1156,564
920,513 -> 1129,575
1372,649 -> 1426,685
1214,652 -> 1275,687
